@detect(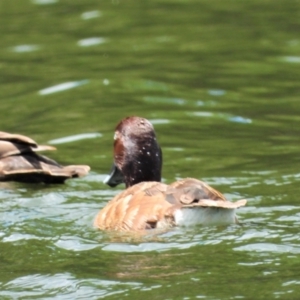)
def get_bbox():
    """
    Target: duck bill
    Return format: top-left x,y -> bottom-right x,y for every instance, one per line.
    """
103,163 -> 124,187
